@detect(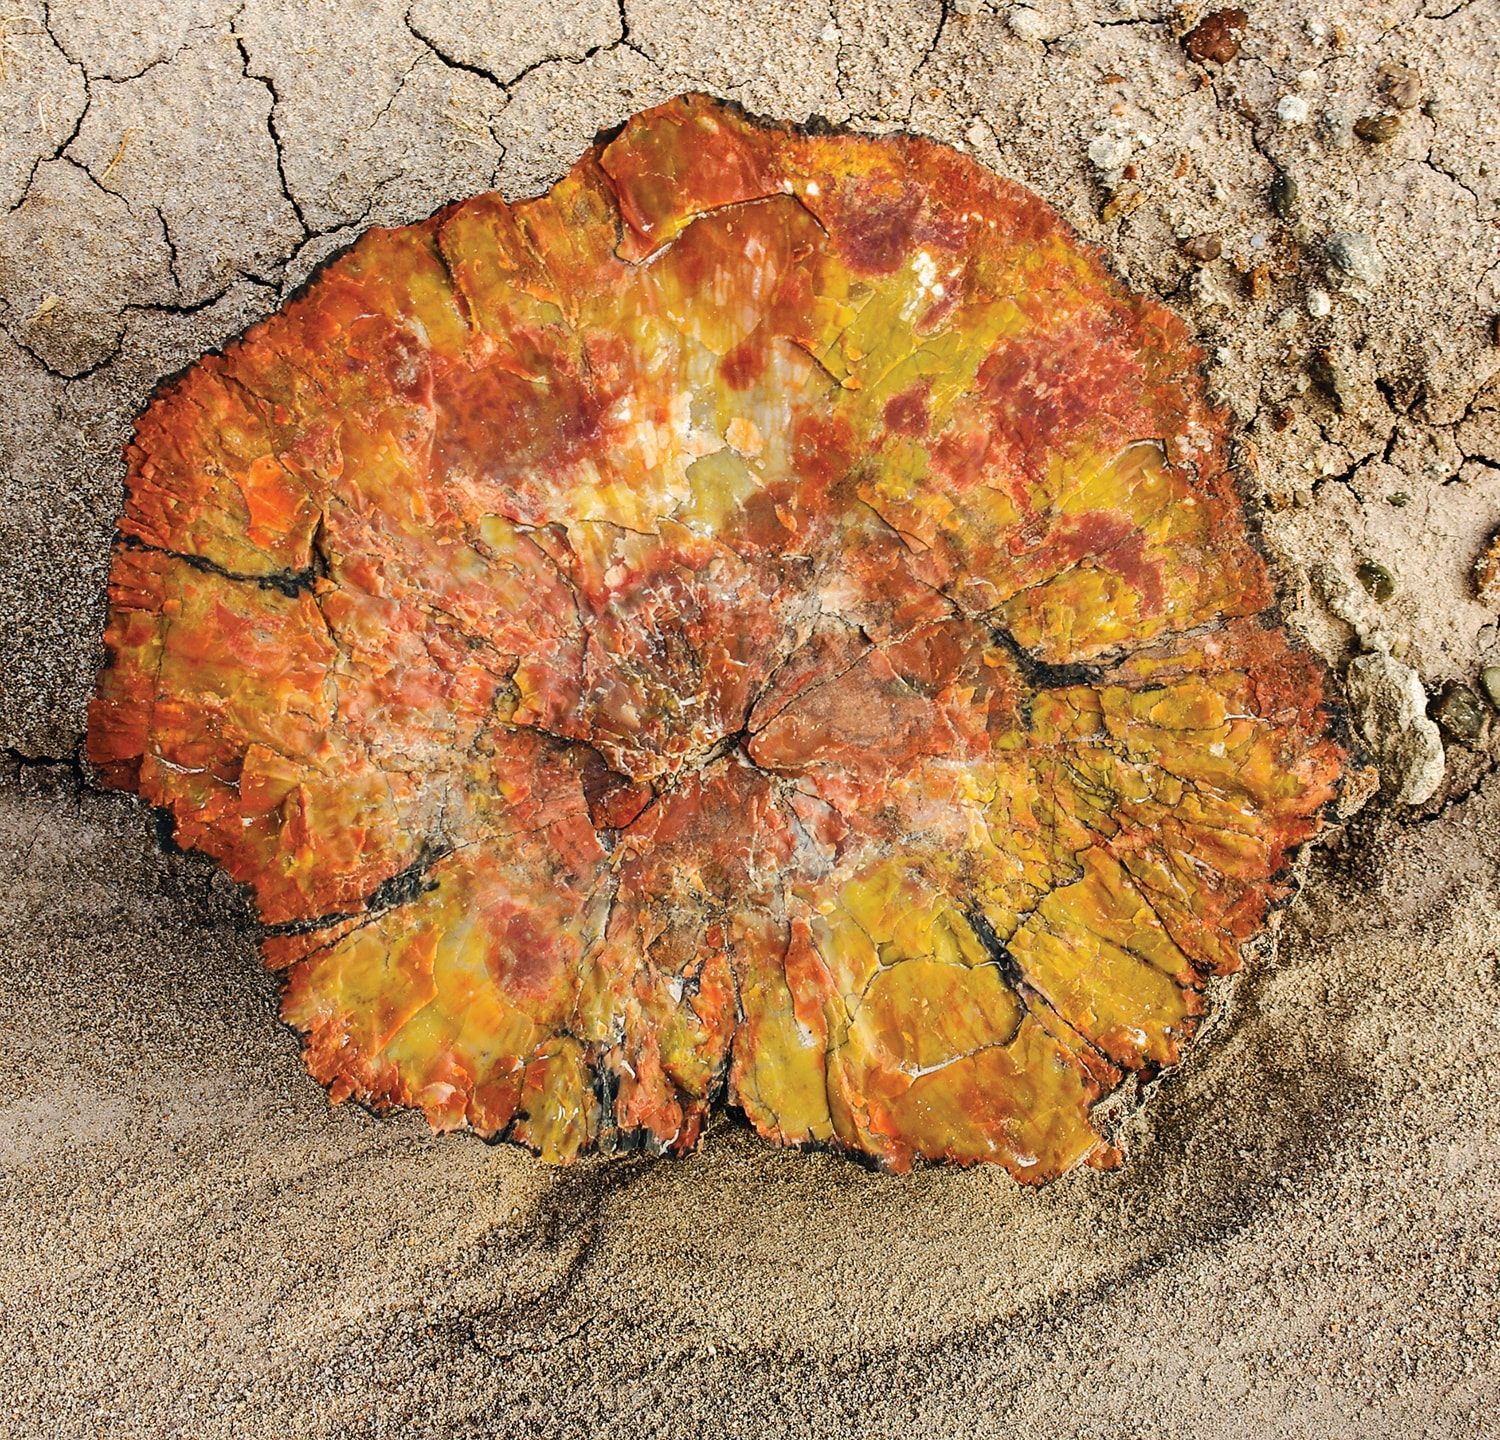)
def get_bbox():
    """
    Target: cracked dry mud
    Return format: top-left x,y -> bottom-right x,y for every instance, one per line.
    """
87,96 -> 1341,1175
3,1 -> 1500,1436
